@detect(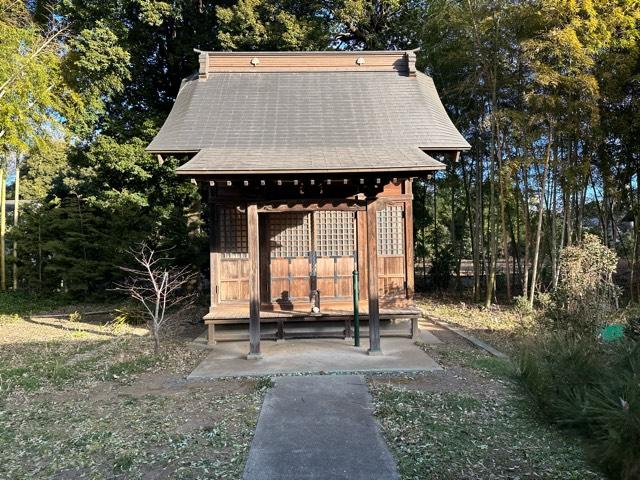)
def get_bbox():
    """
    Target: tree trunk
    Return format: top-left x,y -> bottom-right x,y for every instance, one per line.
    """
549,152 -> 558,290
474,152 -> 483,301
513,167 -> 523,291
461,155 -> 477,296
153,327 -> 160,354
12,163 -> 19,290
485,161 -> 497,307
529,128 -> 553,308
485,70 -> 498,307
498,132 -> 511,300
0,166 -> 5,291
450,160 -> 462,292
522,162 -> 531,298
